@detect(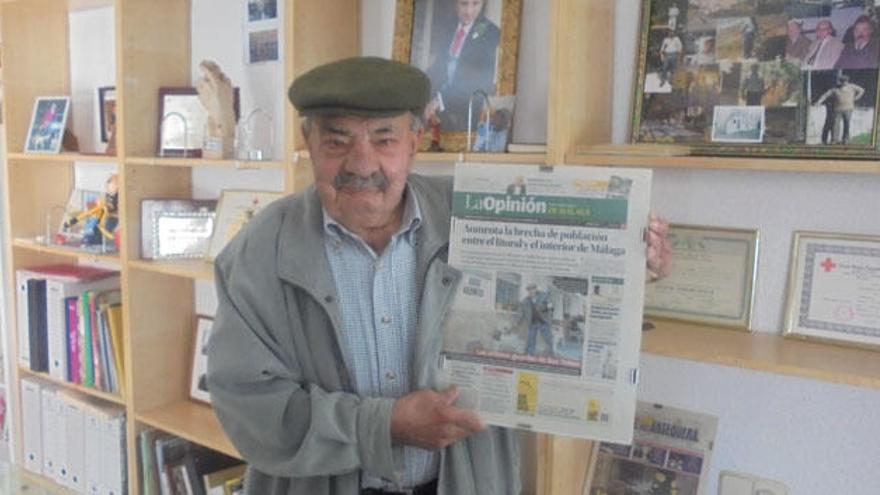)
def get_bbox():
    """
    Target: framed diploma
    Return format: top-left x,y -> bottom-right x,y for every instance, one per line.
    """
784,231 -> 880,349
645,225 -> 759,330
152,210 -> 215,259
